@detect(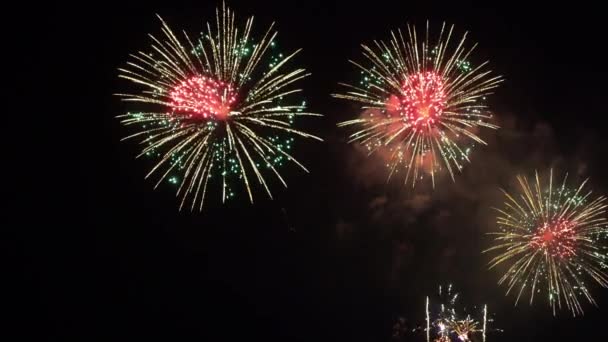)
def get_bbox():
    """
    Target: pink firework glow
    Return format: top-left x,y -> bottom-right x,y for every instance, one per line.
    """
393,71 -> 447,130
169,75 -> 237,120
530,218 -> 577,259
